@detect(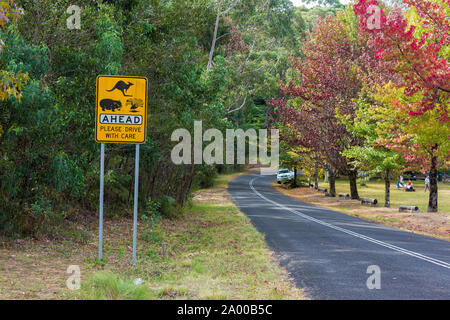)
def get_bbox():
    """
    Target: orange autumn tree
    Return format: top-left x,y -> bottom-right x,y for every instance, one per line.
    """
354,0 -> 449,212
